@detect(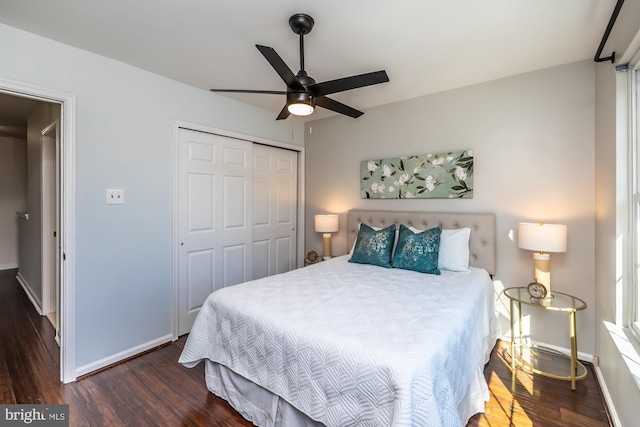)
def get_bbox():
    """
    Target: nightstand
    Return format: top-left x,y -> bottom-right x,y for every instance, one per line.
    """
503,287 -> 587,390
